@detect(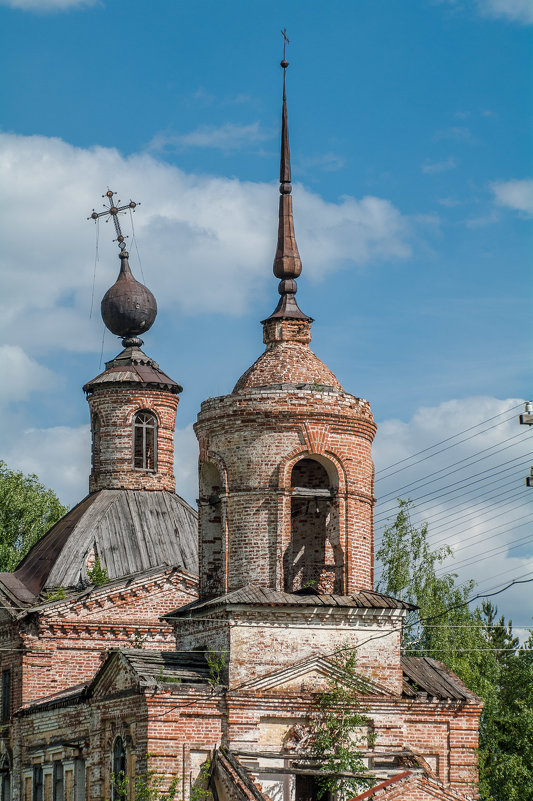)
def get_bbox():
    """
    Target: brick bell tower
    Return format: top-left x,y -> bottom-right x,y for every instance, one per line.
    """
84,192 -> 182,494
194,60 -> 377,601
